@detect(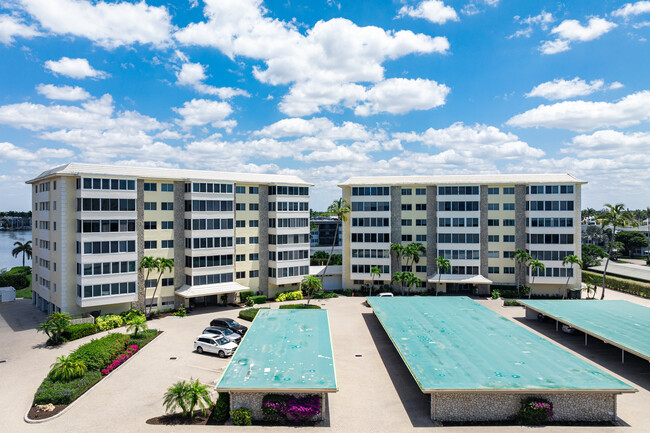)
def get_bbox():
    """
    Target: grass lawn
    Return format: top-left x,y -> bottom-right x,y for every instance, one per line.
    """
6,266 -> 31,299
